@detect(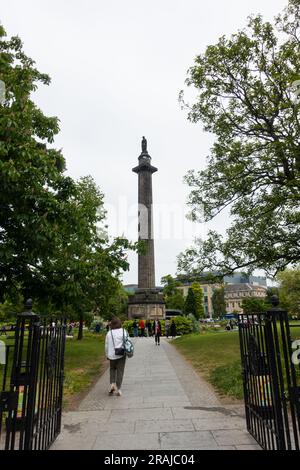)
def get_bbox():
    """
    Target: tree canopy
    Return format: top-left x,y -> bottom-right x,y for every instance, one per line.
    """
178,0 -> 300,278
0,26 -> 137,327
161,274 -> 185,311
277,266 -> 300,316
